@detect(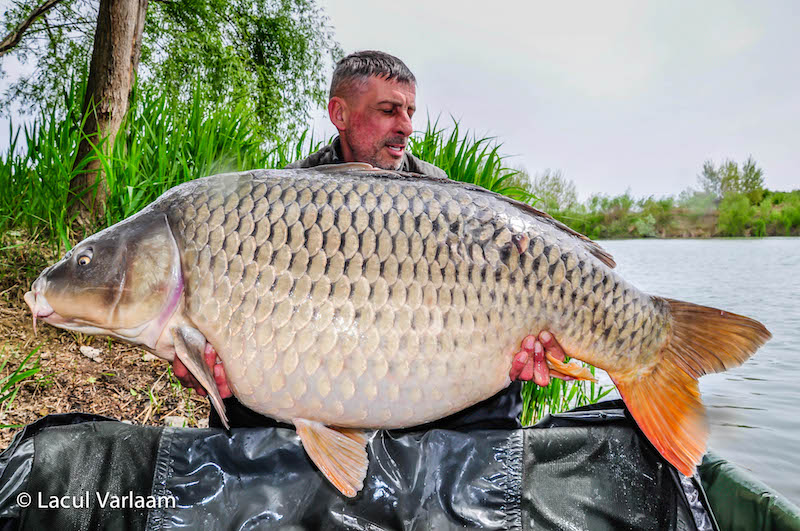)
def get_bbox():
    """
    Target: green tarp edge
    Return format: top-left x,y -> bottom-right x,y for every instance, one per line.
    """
699,450 -> 800,531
